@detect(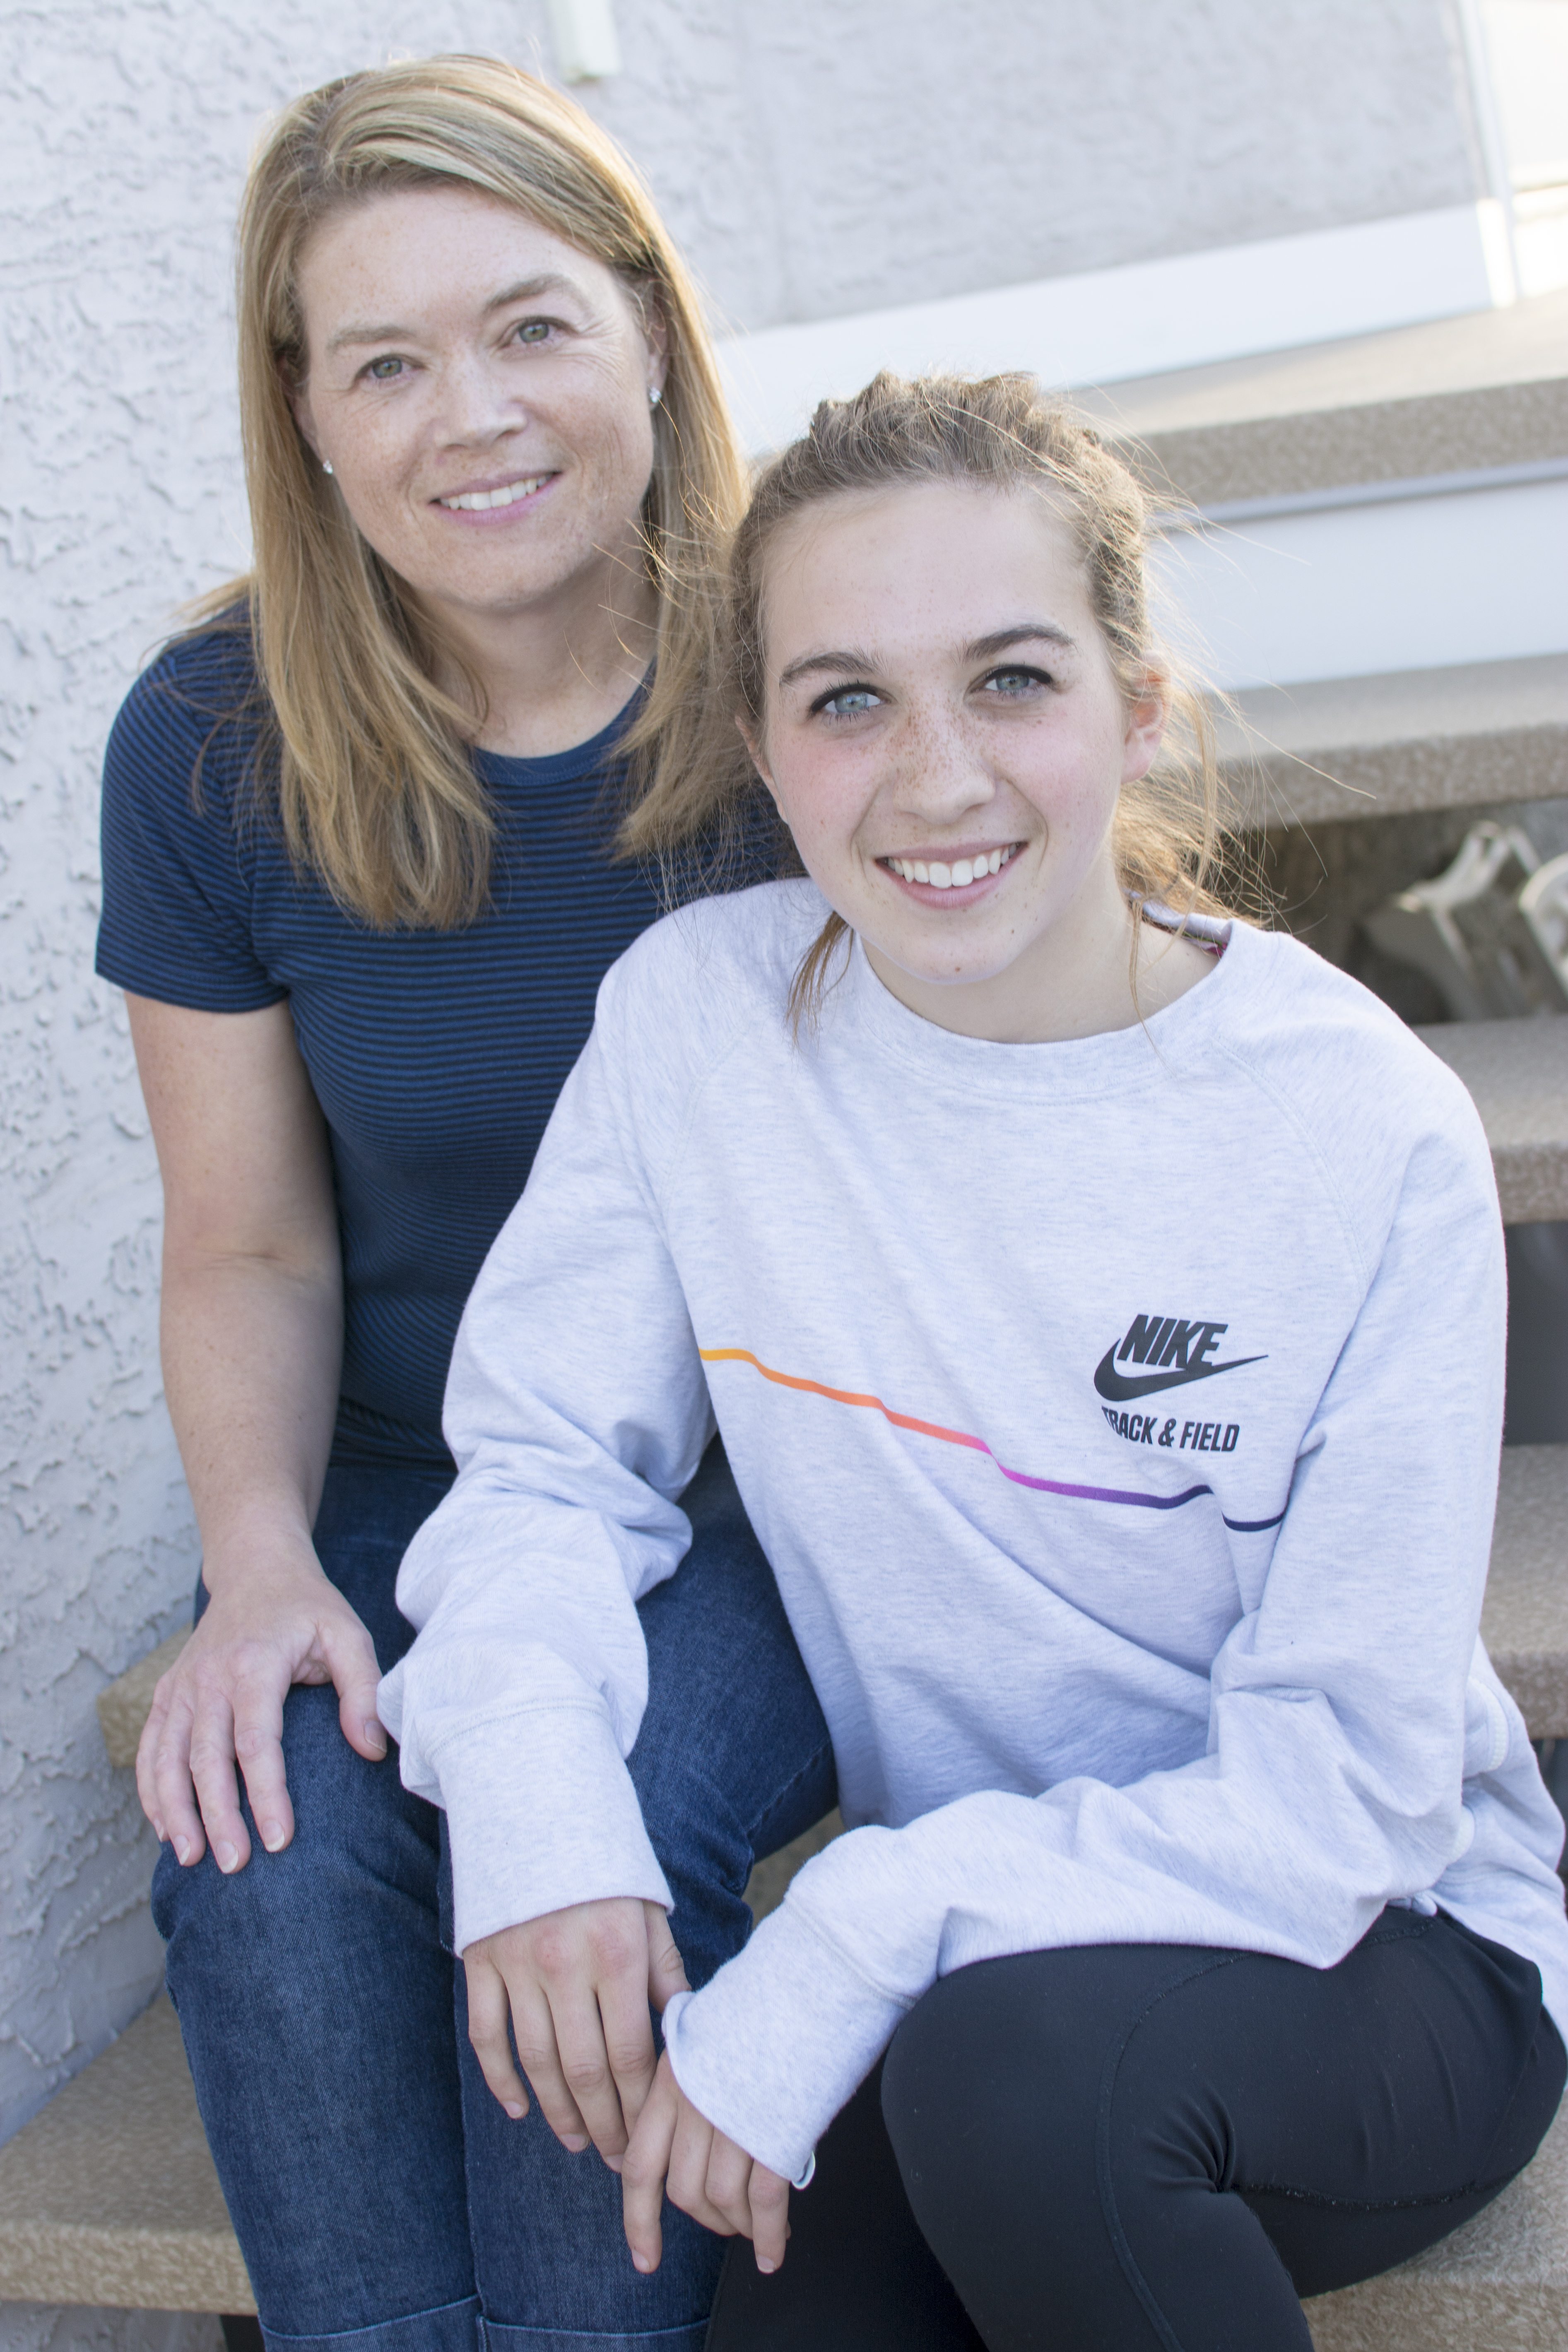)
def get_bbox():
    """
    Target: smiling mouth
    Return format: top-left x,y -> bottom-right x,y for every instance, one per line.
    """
436,474 -> 556,512
880,844 -> 1021,891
